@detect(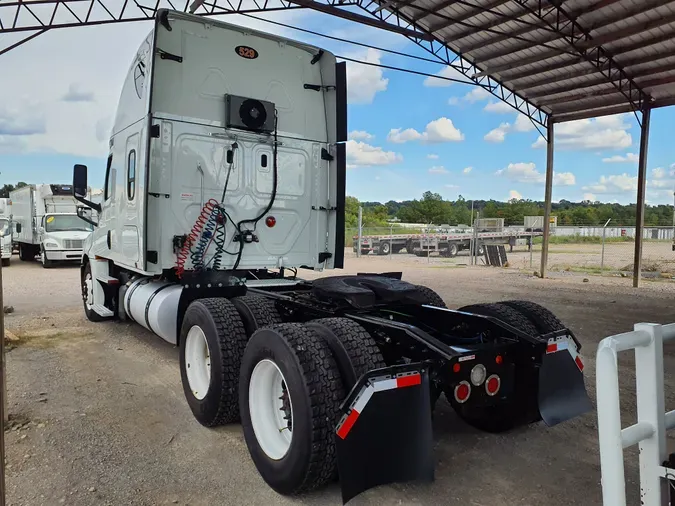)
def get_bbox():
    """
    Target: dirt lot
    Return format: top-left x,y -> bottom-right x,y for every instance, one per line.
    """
4,251 -> 675,505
